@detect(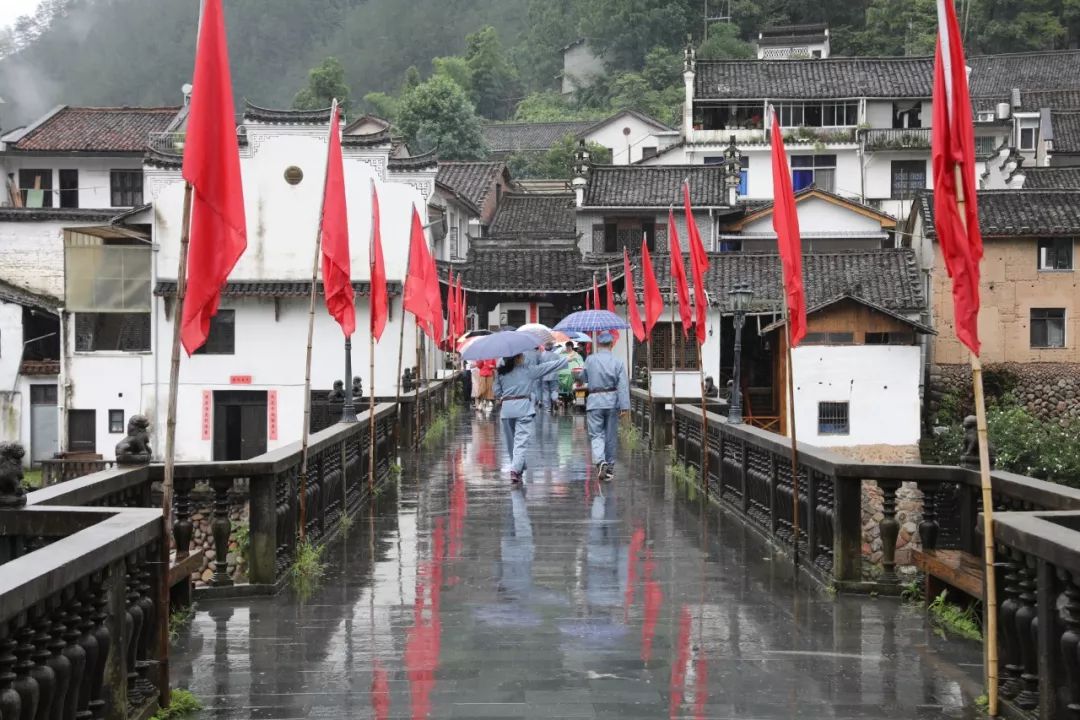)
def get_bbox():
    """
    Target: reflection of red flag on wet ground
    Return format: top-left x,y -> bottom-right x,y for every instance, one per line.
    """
623,526 -> 645,619
371,661 -> 390,720
448,448 -> 467,565
406,518 -> 444,720
669,606 -> 693,719
641,548 -> 662,662
694,653 -> 708,720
